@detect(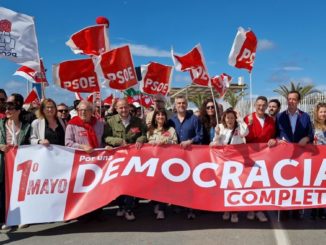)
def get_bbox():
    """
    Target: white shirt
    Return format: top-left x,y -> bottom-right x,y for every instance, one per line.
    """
121,115 -> 131,127
255,114 -> 265,128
